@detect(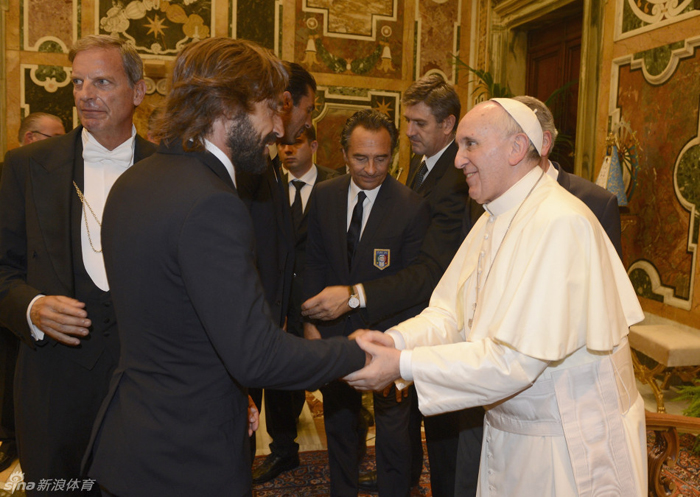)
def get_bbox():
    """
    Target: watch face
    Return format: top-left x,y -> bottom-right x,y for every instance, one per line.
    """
349,295 -> 360,309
